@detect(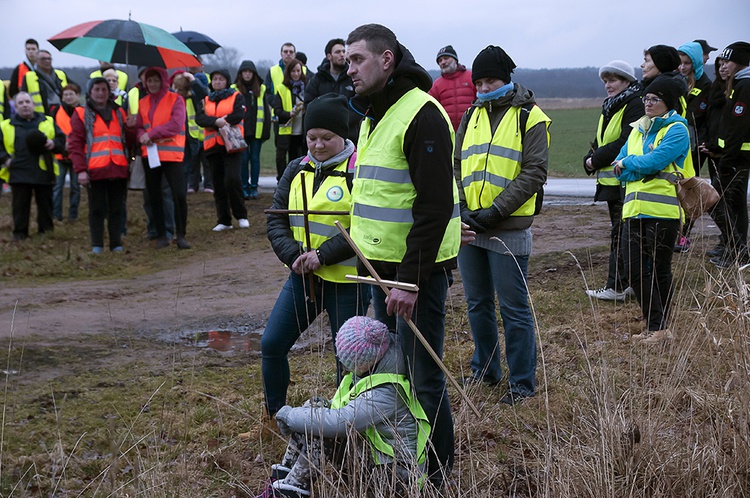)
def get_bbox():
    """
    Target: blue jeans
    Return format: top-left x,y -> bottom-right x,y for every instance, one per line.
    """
261,272 -> 370,416
458,244 -> 536,397
53,161 -> 80,221
371,270 -> 454,488
241,138 -> 263,190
